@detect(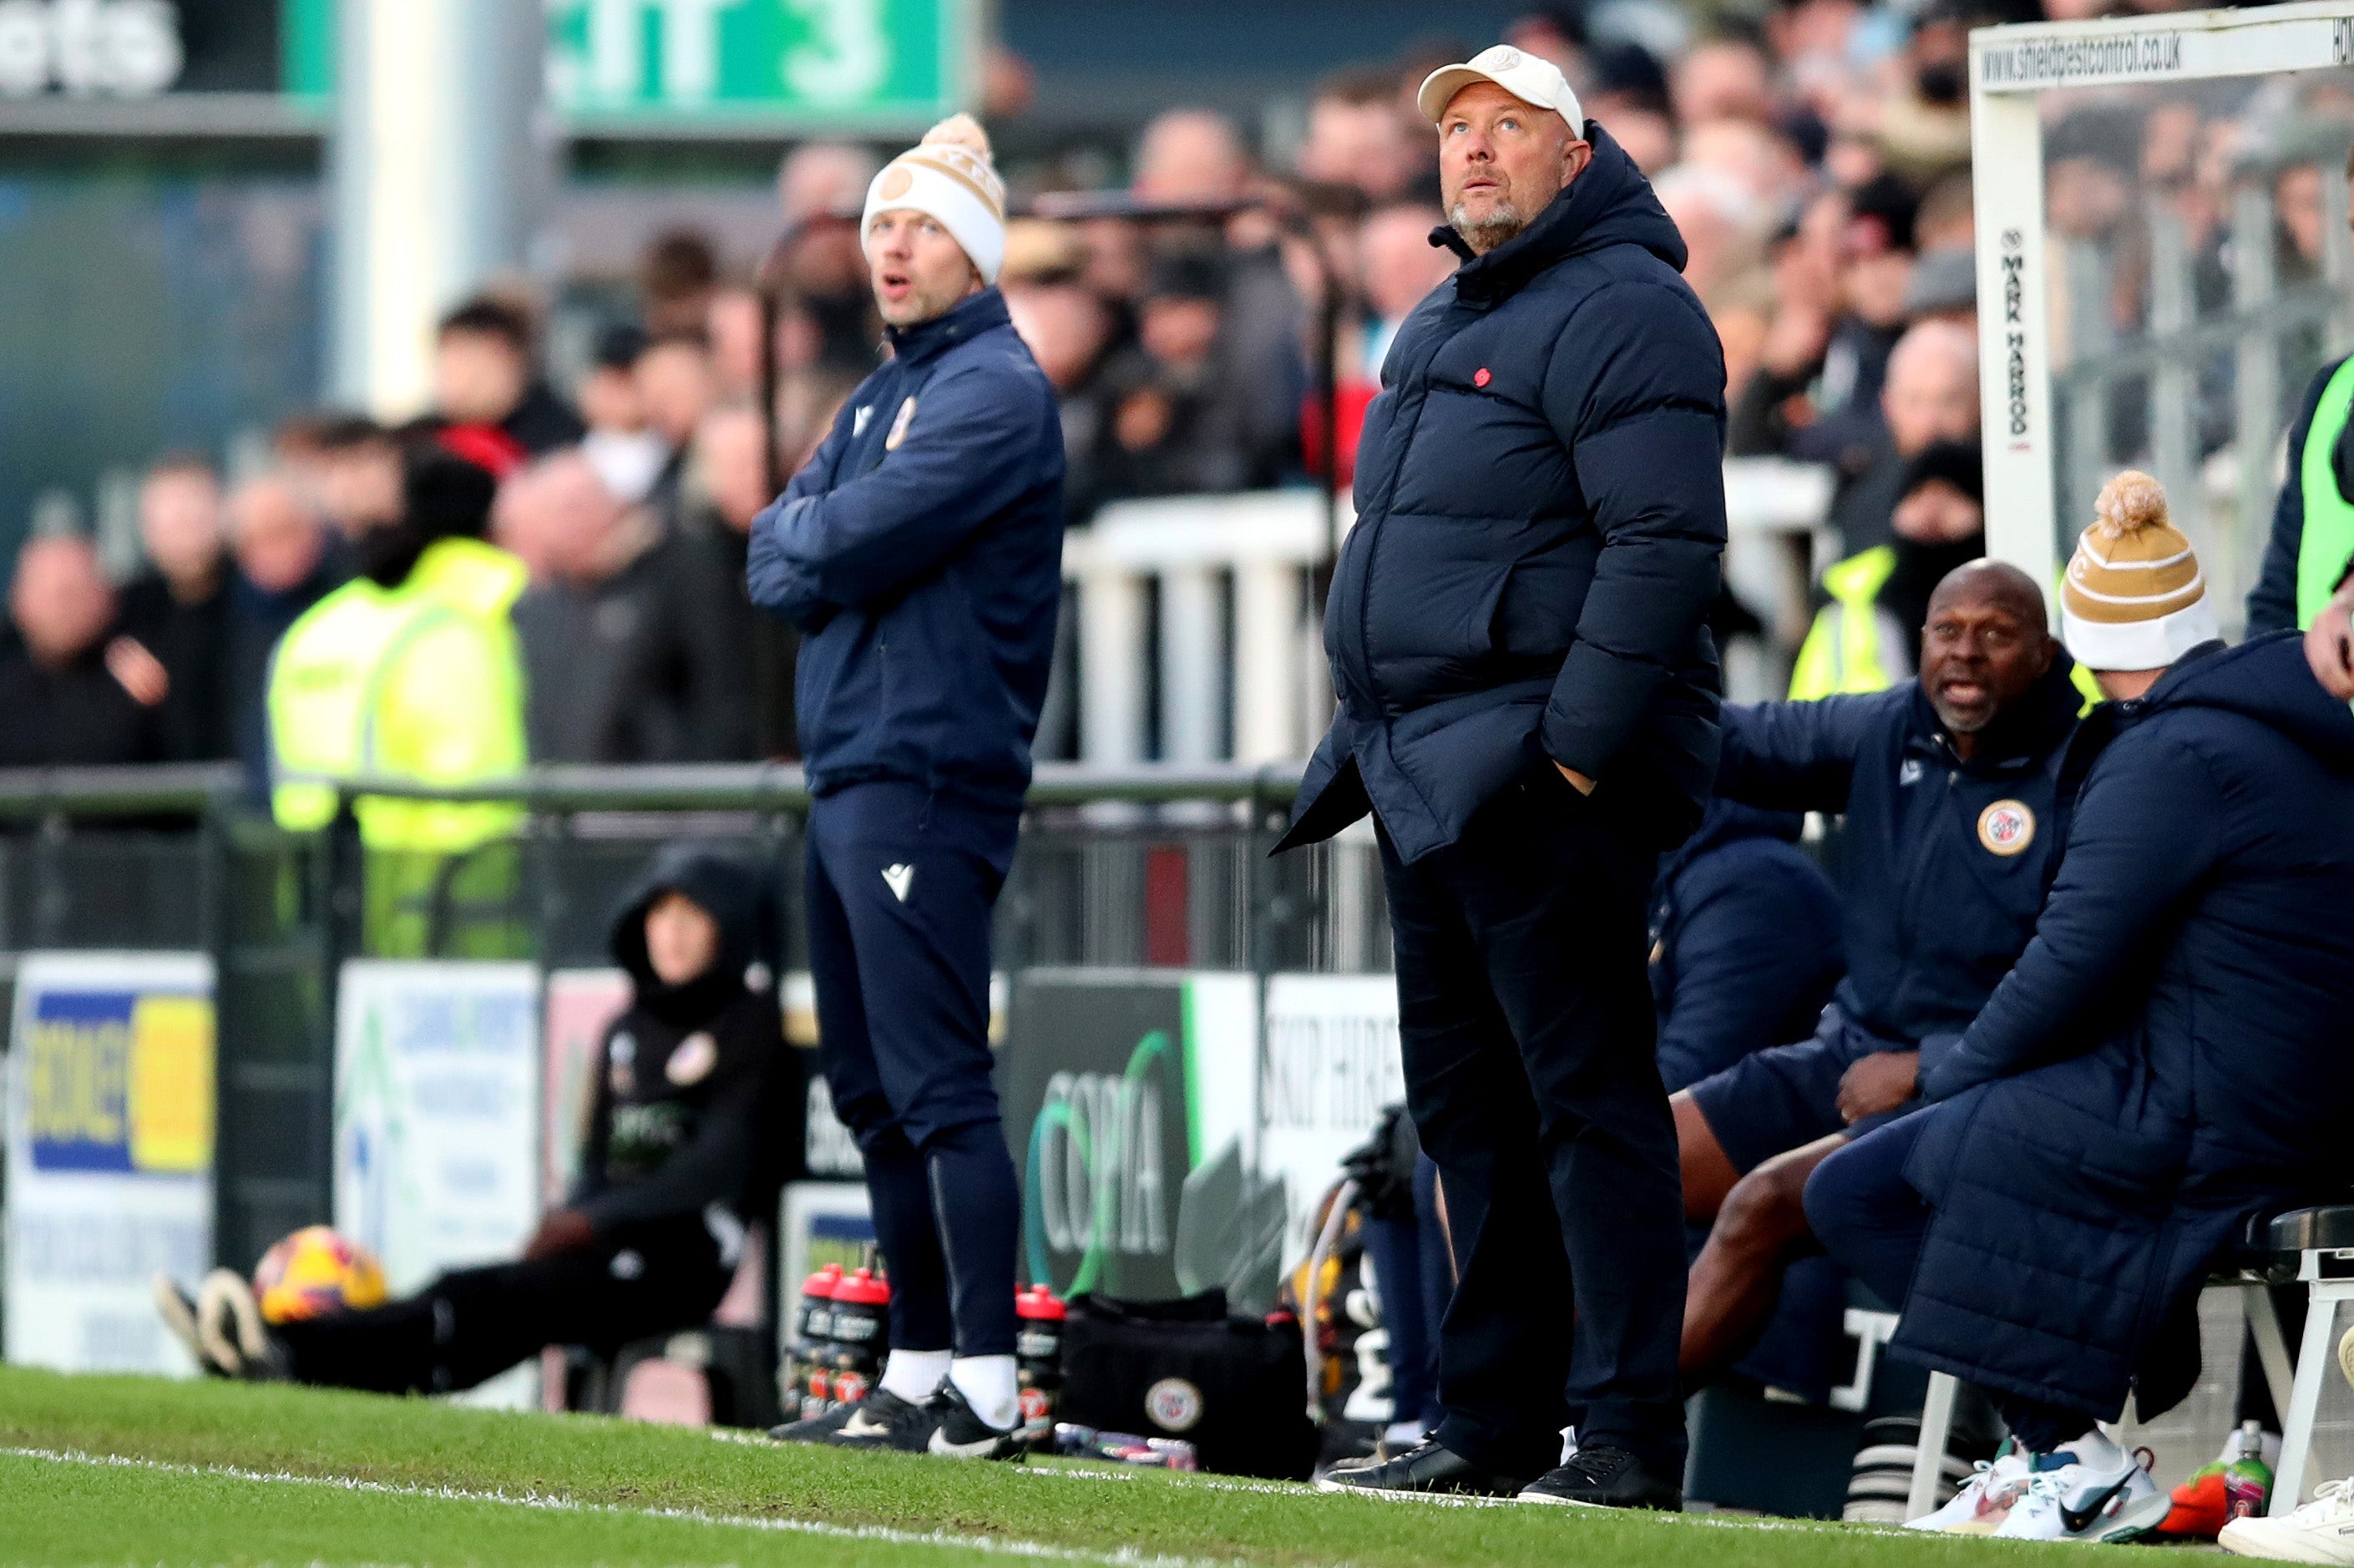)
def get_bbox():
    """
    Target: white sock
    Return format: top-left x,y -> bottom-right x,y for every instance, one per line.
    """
1383,1419 -> 1427,1448
2060,1428 -> 2127,1469
879,1348 -> 949,1404
949,1354 -> 1020,1431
